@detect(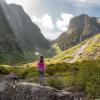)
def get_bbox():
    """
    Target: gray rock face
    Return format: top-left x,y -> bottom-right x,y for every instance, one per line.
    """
68,14 -> 100,38
56,14 -> 100,50
0,80 -> 73,100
